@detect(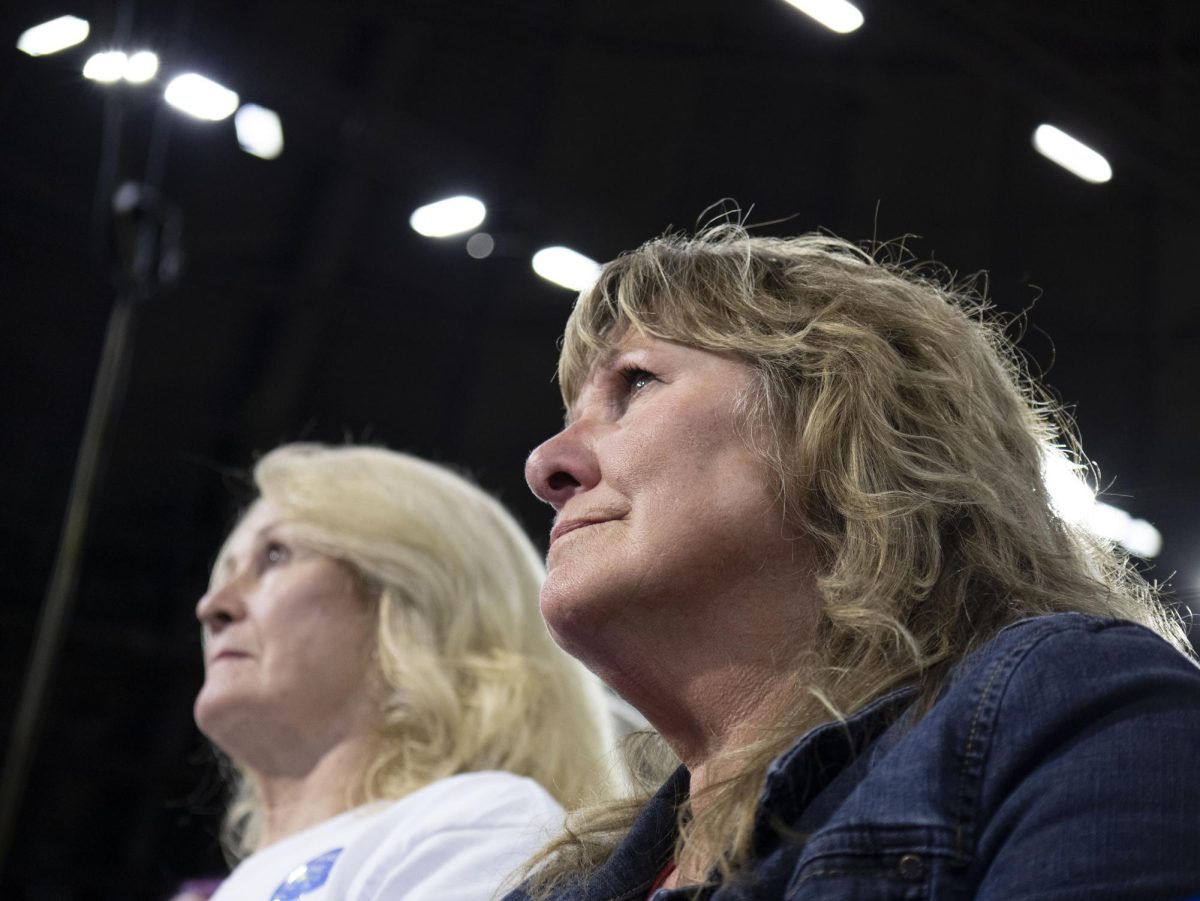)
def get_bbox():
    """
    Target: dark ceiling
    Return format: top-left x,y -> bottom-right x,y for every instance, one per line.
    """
2,0 -> 1199,896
